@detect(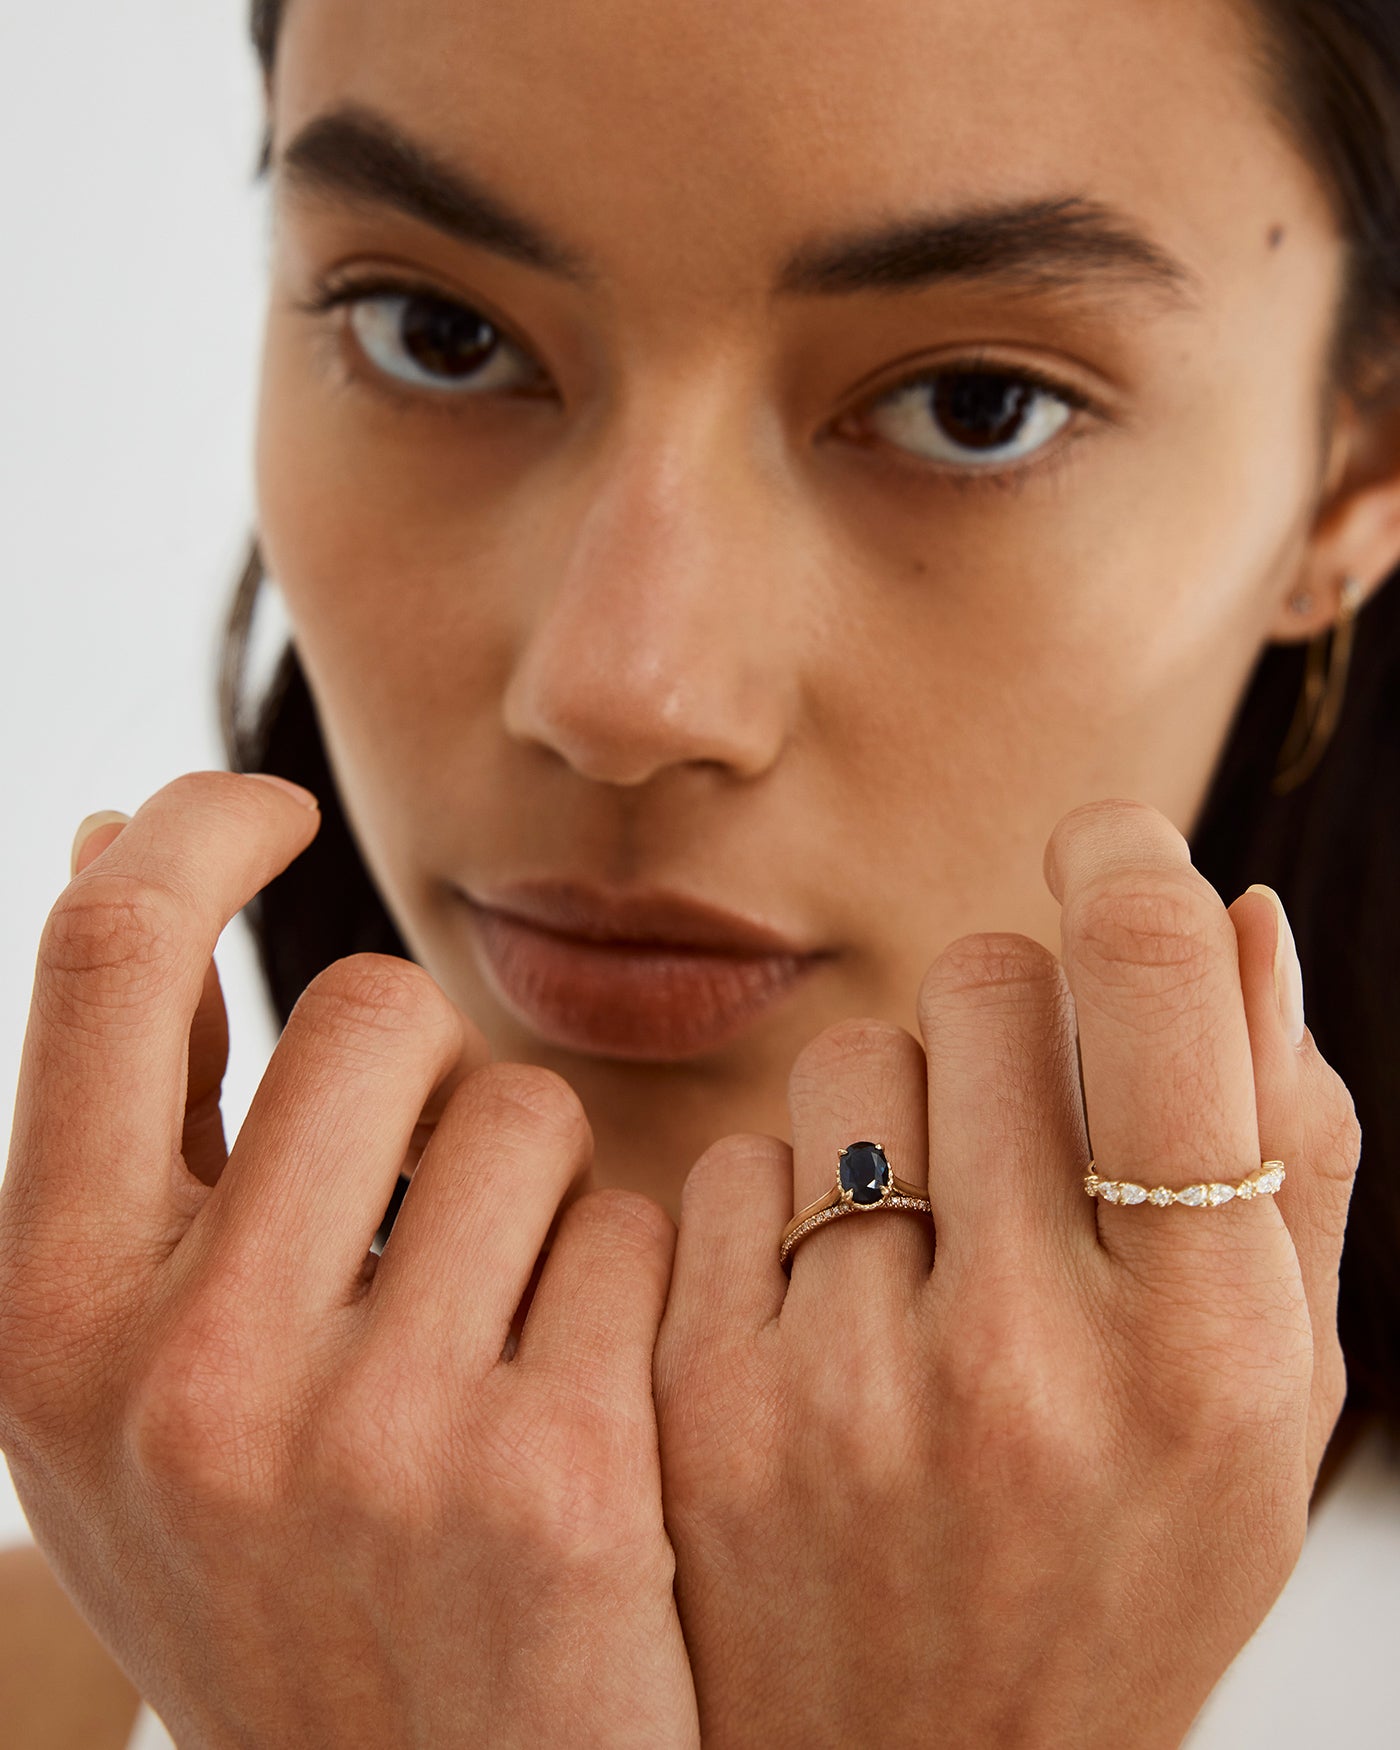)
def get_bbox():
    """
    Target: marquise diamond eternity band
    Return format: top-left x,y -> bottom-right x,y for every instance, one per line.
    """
1084,1159 -> 1286,1208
